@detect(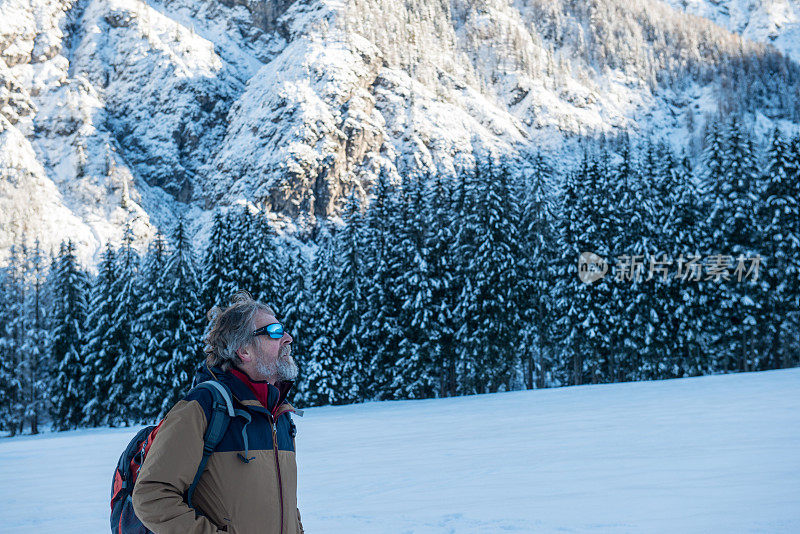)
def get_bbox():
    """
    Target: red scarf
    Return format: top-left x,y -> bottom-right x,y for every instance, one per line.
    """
230,368 -> 274,411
